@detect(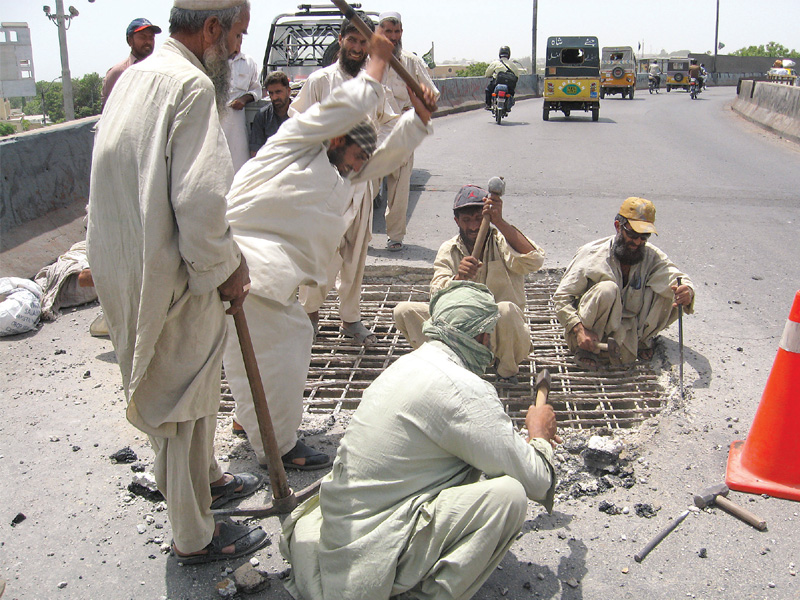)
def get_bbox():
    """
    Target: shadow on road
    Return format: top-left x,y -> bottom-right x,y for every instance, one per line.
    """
659,336 -> 712,389
372,169 -> 432,235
